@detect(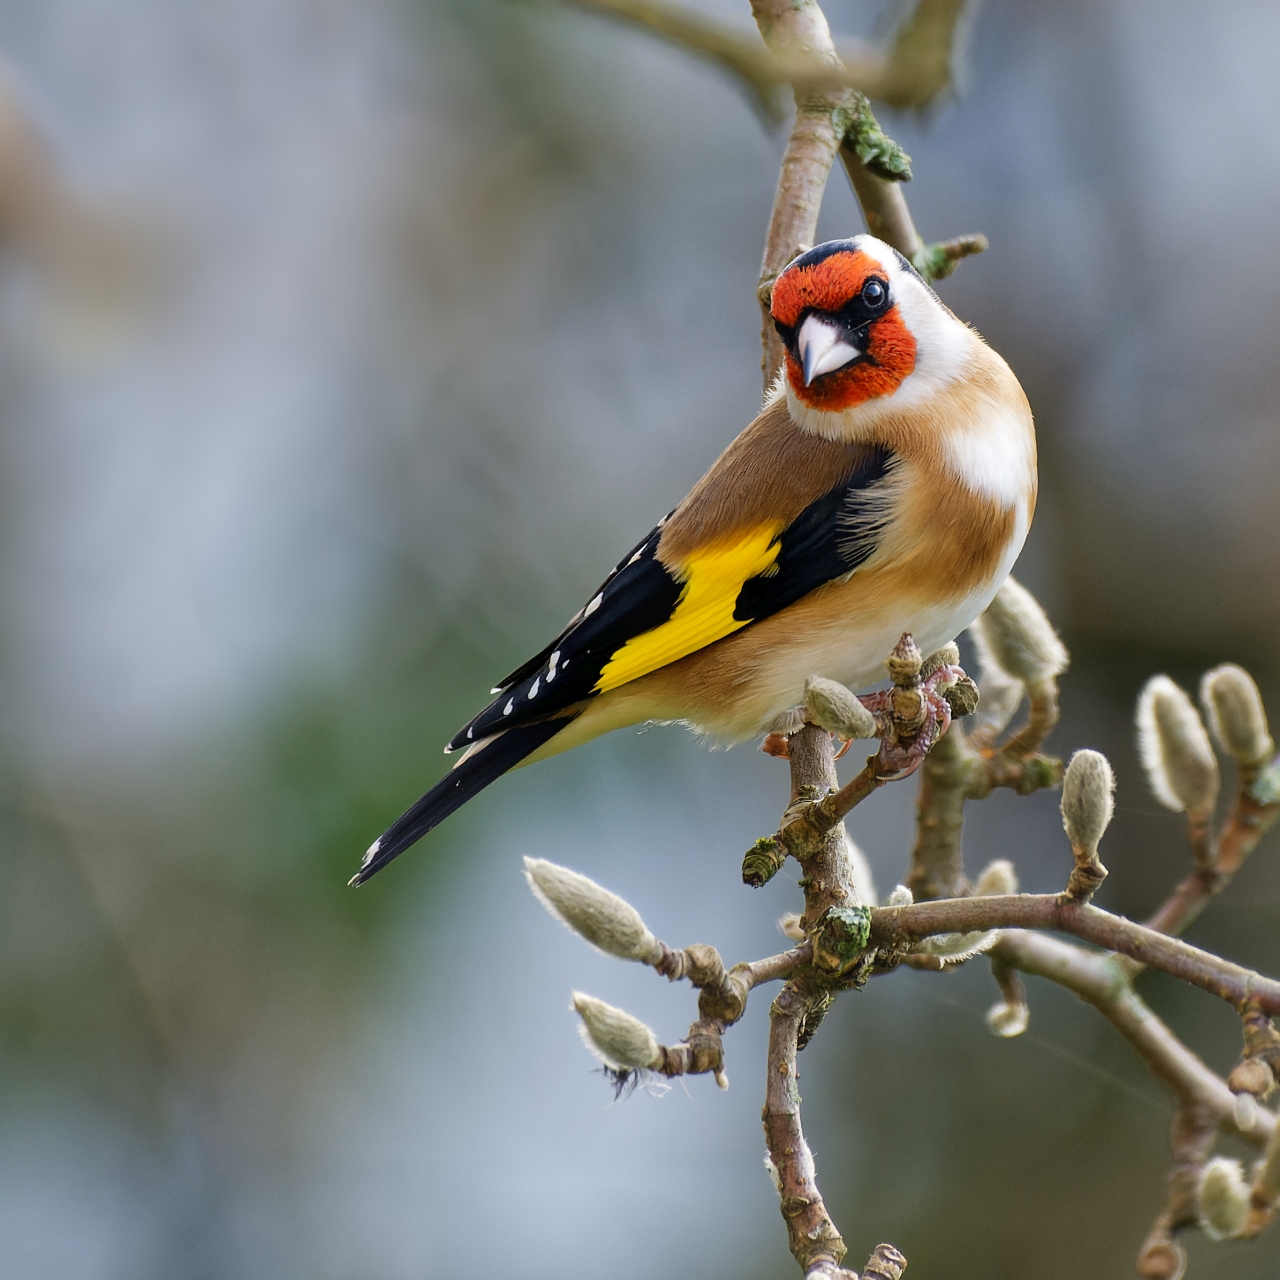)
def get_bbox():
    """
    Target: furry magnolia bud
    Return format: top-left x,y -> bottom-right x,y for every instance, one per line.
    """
571,992 -> 662,1072
1061,750 -> 1115,850
804,675 -> 877,741
971,577 -> 1068,686
1198,1156 -> 1250,1241
524,858 -> 658,962
970,658 -> 1024,741
1137,676 -> 1220,814
986,1000 -> 1029,1039
920,642 -> 960,677
1201,664 -> 1274,769
916,929 -> 998,963
974,858 -> 1018,897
